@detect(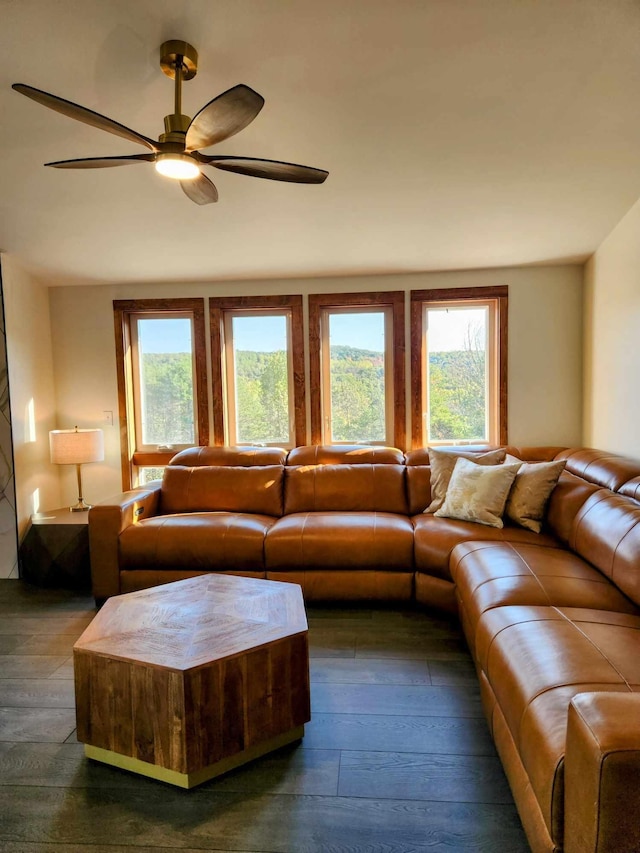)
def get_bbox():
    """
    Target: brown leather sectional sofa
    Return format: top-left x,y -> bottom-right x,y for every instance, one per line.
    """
88,444 -> 640,853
